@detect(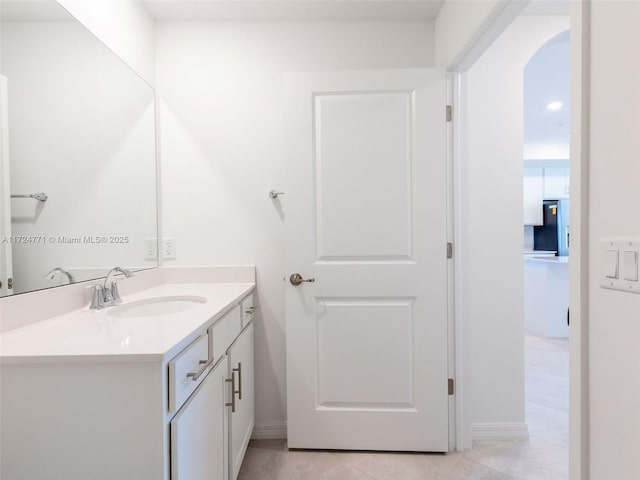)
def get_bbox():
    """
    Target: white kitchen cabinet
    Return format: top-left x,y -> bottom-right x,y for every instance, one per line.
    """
543,166 -> 570,198
228,323 -> 255,480
171,356 -> 229,480
524,166 -> 544,225
524,164 -> 570,225
524,258 -> 569,337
